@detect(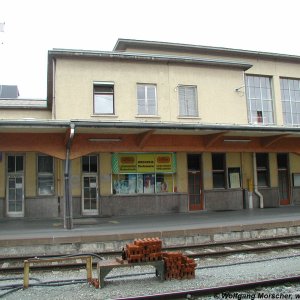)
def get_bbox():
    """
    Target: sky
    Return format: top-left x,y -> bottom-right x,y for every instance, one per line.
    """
1,0 -> 300,98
